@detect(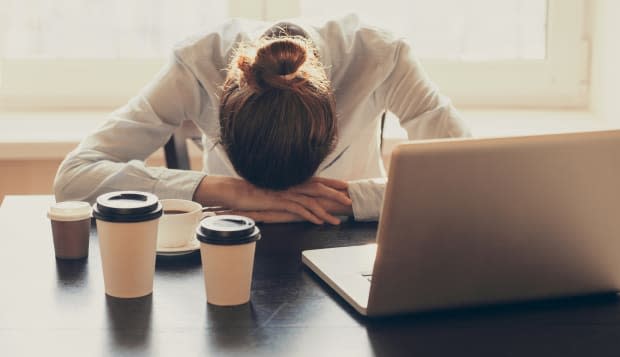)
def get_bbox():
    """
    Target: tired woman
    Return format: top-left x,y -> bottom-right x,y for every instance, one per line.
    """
54,14 -> 470,224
